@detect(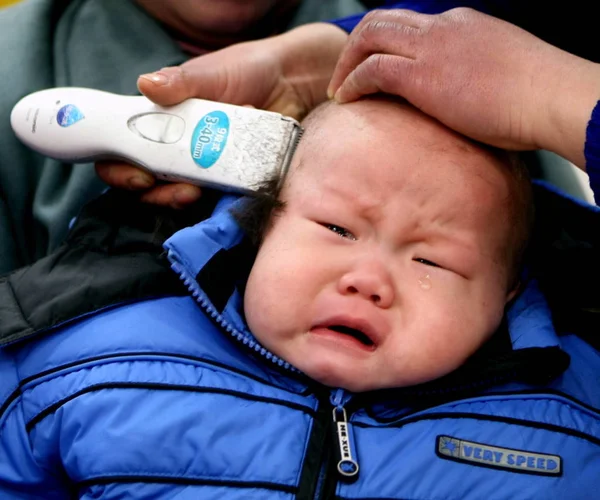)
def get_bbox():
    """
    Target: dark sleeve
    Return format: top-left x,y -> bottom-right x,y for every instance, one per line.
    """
584,101 -> 600,203
477,1 -> 600,63
330,1 -> 600,64
329,0 -> 499,32
0,189 -> 221,347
